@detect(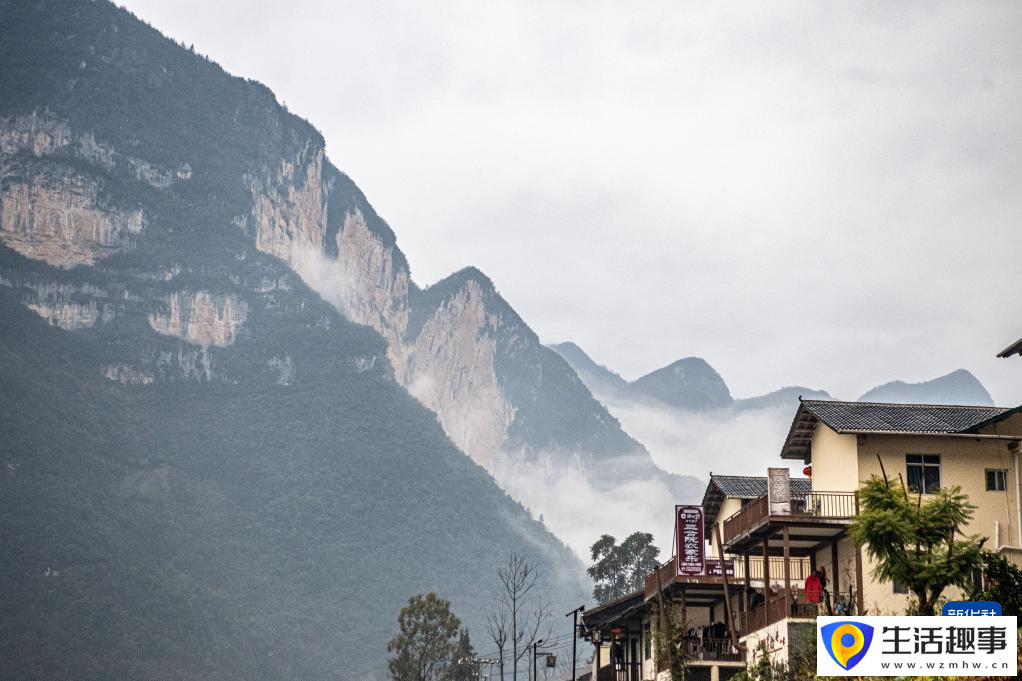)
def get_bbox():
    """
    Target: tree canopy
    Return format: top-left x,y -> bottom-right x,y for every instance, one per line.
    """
387,593 -> 463,681
849,474 -> 985,615
587,532 -> 661,604
969,551 -> 1022,617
